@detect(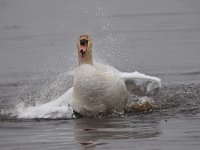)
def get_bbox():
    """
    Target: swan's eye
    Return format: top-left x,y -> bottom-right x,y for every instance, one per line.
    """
80,39 -> 88,46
